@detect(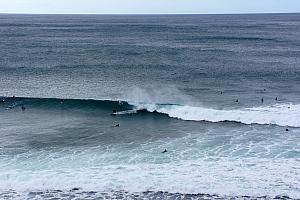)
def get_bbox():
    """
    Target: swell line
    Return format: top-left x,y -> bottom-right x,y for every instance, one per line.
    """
1,96 -> 299,127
